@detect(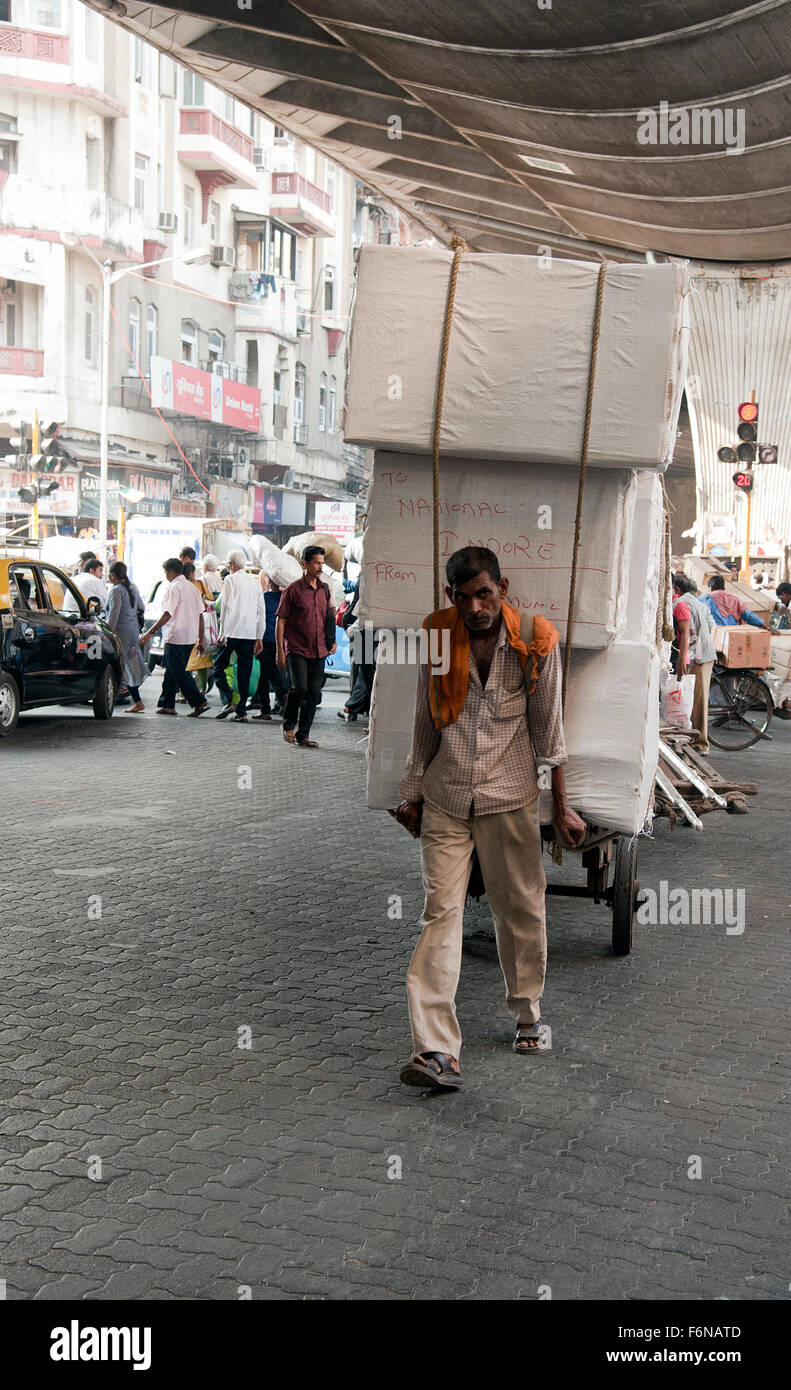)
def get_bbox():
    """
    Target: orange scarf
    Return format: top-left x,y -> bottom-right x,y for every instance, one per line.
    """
424,600 -> 559,730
